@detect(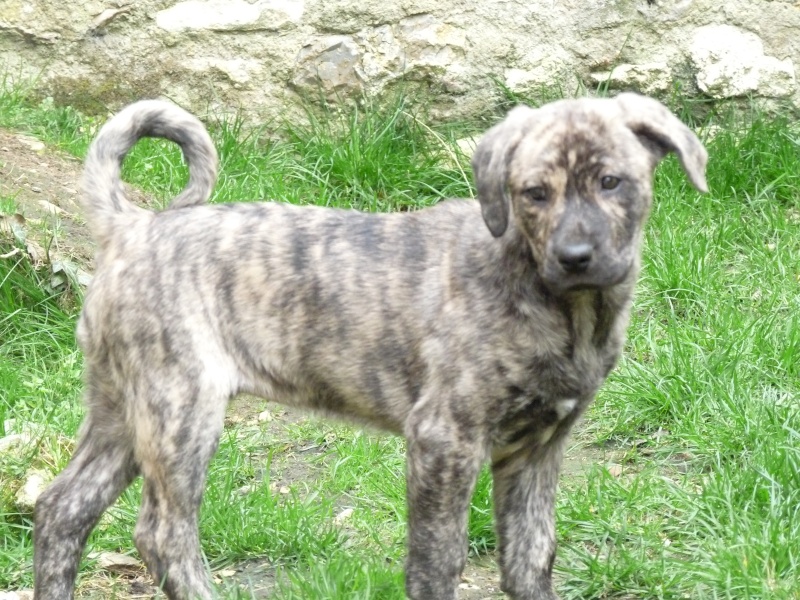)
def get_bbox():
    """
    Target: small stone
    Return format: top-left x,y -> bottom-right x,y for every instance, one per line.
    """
455,137 -> 477,157
257,410 -> 272,423
15,136 -> 45,153
334,507 -> 354,524
96,552 -> 142,573
0,591 -> 34,600
14,471 -> 49,513
607,463 -> 623,478
0,433 -> 32,454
